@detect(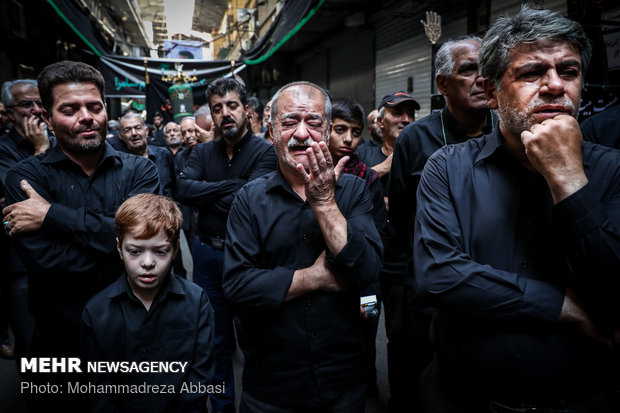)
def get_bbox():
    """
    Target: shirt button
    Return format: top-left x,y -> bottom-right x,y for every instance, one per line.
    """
306,300 -> 312,307
521,261 -> 528,269
303,233 -> 308,240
